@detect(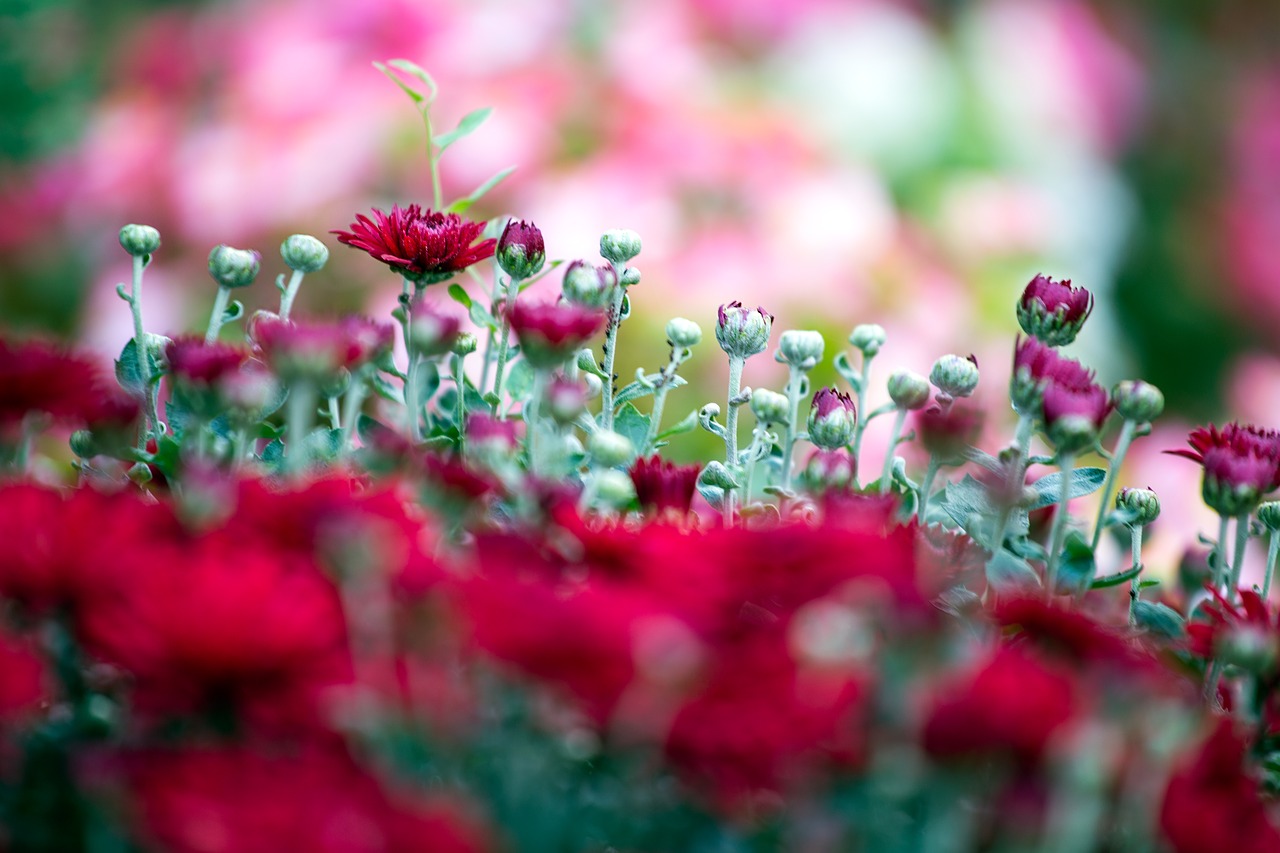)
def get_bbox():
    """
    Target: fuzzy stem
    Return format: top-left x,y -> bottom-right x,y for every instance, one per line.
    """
527,370 -> 547,476
326,396 -> 341,431
340,378 -> 368,452
1214,514 -> 1232,592
917,457 -> 941,523
404,353 -> 422,442
641,347 -> 684,455
423,107 -> 443,211
453,352 -> 467,454
277,270 -> 306,321
284,381 -> 316,478
878,407 -> 909,492
1265,531 -> 1279,601
1228,513 -> 1251,601
491,277 -> 516,412
780,364 -> 805,491
1044,452 -> 1076,598
991,411 -> 1035,552
599,282 -> 626,431
723,356 -> 744,525
849,352 -> 874,486
1129,524 -> 1144,625
128,255 -> 160,441
204,286 -> 232,344
1091,419 -> 1137,551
